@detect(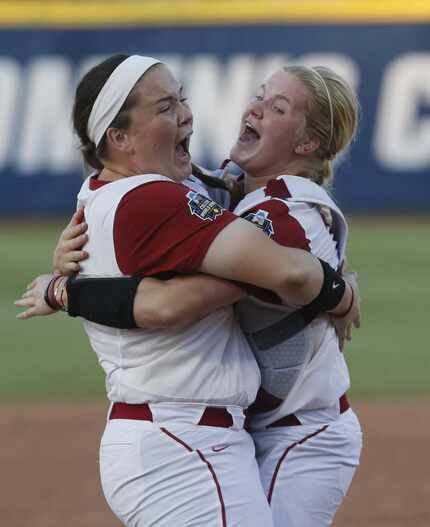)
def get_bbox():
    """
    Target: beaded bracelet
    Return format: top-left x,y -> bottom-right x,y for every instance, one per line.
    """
44,275 -> 67,311
54,276 -> 68,311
